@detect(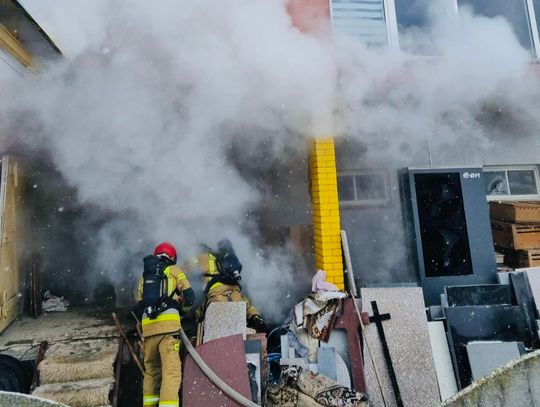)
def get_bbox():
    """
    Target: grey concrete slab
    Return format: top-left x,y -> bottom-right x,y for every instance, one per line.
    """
317,347 -> 337,382
280,334 -> 289,358
361,287 -> 440,407
466,341 -> 522,381
246,353 -> 261,404
497,272 -> 511,285
429,305 -> 444,320
525,268 -> 540,316
335,352 -> 352,388
428,321 -> 458,401
0,391 -> 67,406
203,302 -> 247,343
445,284 -> 512,307
441,350 -> 540,407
